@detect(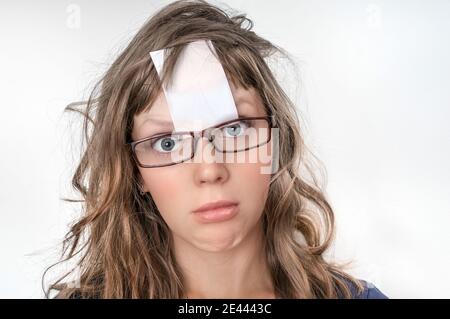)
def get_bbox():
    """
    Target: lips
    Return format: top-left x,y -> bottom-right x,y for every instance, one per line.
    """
193,200 -> 239,213
192,200 -> 239,223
